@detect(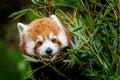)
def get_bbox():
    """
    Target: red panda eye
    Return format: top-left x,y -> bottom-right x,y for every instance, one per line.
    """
37,41 -> 42,45
51,38 -> 57,43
